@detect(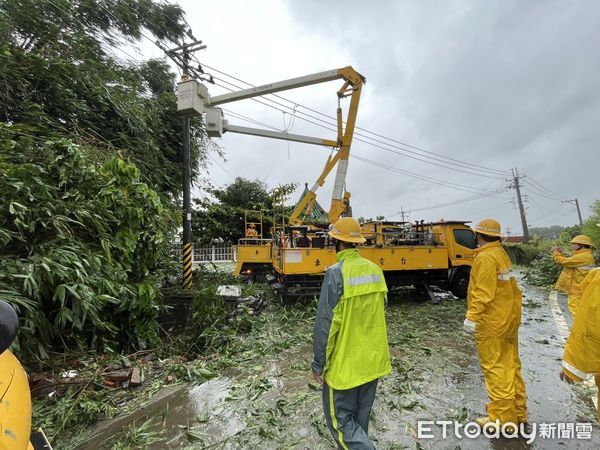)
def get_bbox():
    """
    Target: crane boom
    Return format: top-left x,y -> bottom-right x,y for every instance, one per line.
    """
178,66 -> 365,225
